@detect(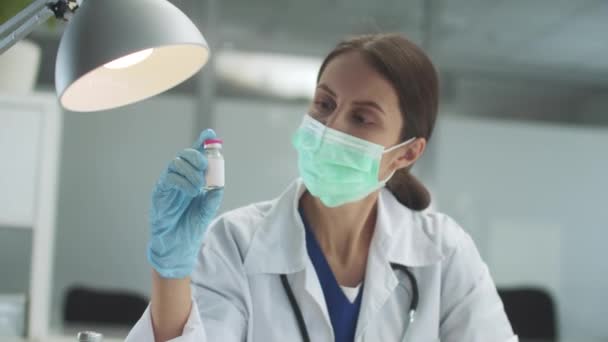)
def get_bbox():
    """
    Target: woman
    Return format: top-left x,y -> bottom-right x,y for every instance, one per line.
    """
126,34 -> 517,341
